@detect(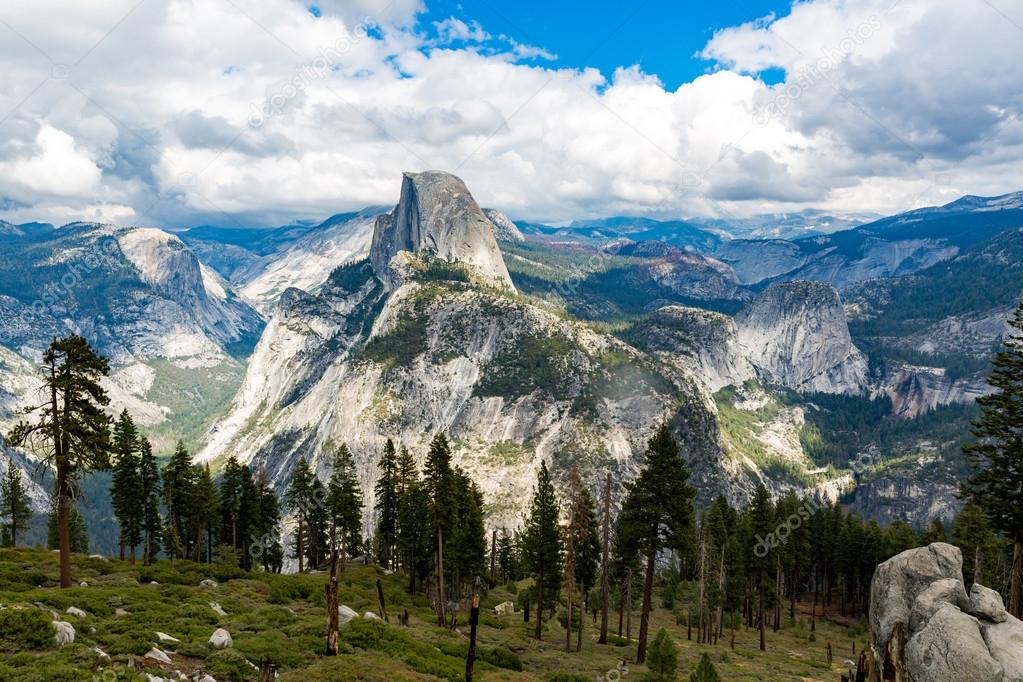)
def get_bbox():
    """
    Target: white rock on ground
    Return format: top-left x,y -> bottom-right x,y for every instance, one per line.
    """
197,675 -> 217,682
364,611 -> 380,620
145,647 -> 173,665
210,602 -> 227,616
339,605 -> 358,625
52,620 -> 75,646
66,606 -> 87,618
156,631 -> 181,644
209,628 -> 232,649
199,579 -> 218,588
